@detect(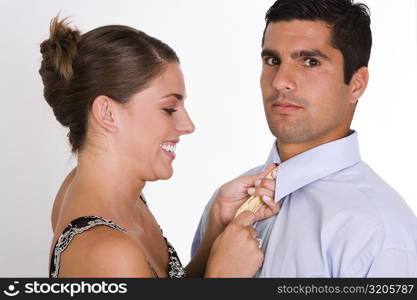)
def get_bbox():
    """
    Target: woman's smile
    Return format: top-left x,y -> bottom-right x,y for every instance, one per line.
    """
160,141 -> 178,160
